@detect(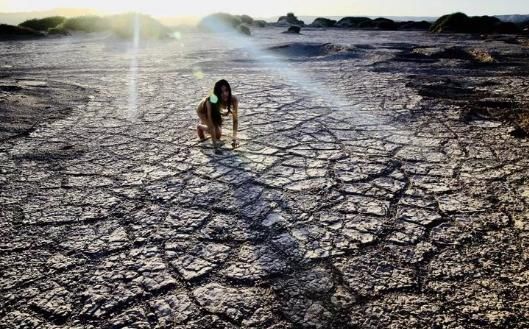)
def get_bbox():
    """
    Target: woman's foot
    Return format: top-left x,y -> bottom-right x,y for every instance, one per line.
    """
197,125 -> 206,141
